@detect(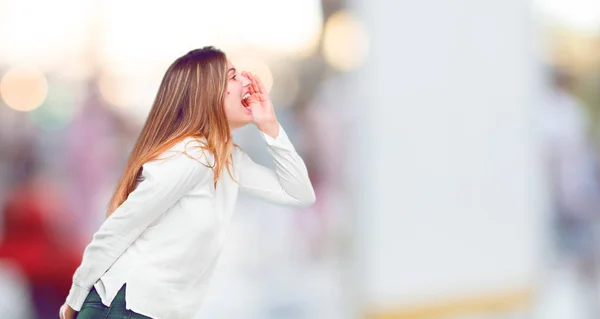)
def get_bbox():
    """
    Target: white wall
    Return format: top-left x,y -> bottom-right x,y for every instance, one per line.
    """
347,0 -> 550,313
